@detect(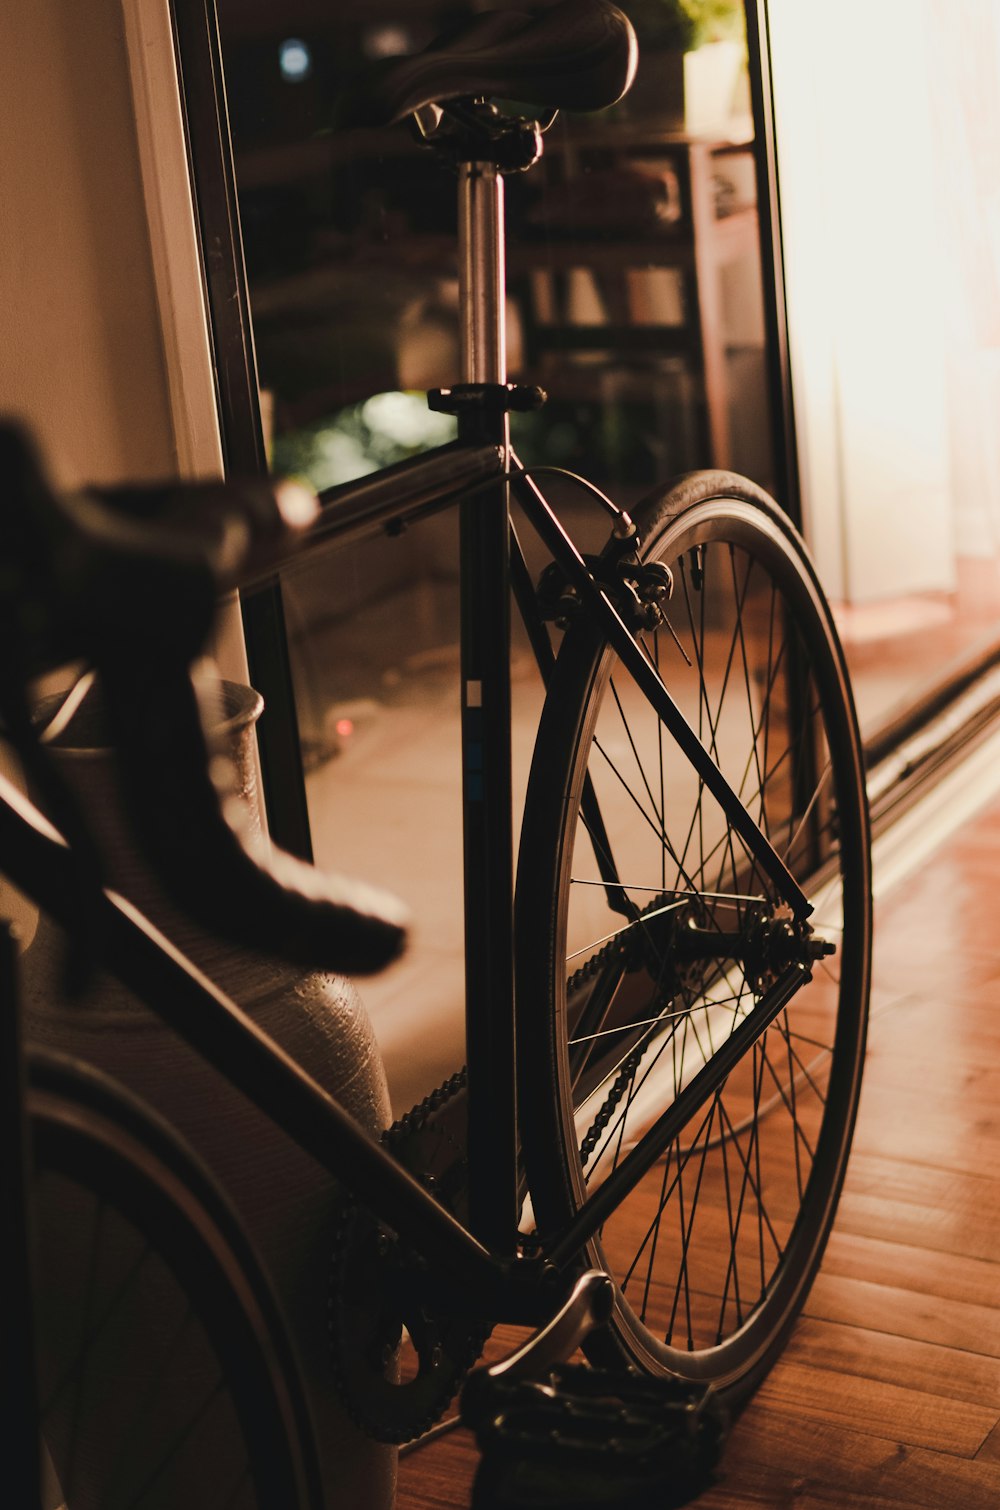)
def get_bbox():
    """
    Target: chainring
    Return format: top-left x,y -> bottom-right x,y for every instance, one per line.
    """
328,1068 -> 491,1443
